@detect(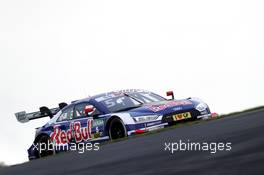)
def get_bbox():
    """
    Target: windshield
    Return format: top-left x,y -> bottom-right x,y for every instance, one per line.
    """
95,92 -> 165,113
129,92 -> 165,103
95,94 -> 142,113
